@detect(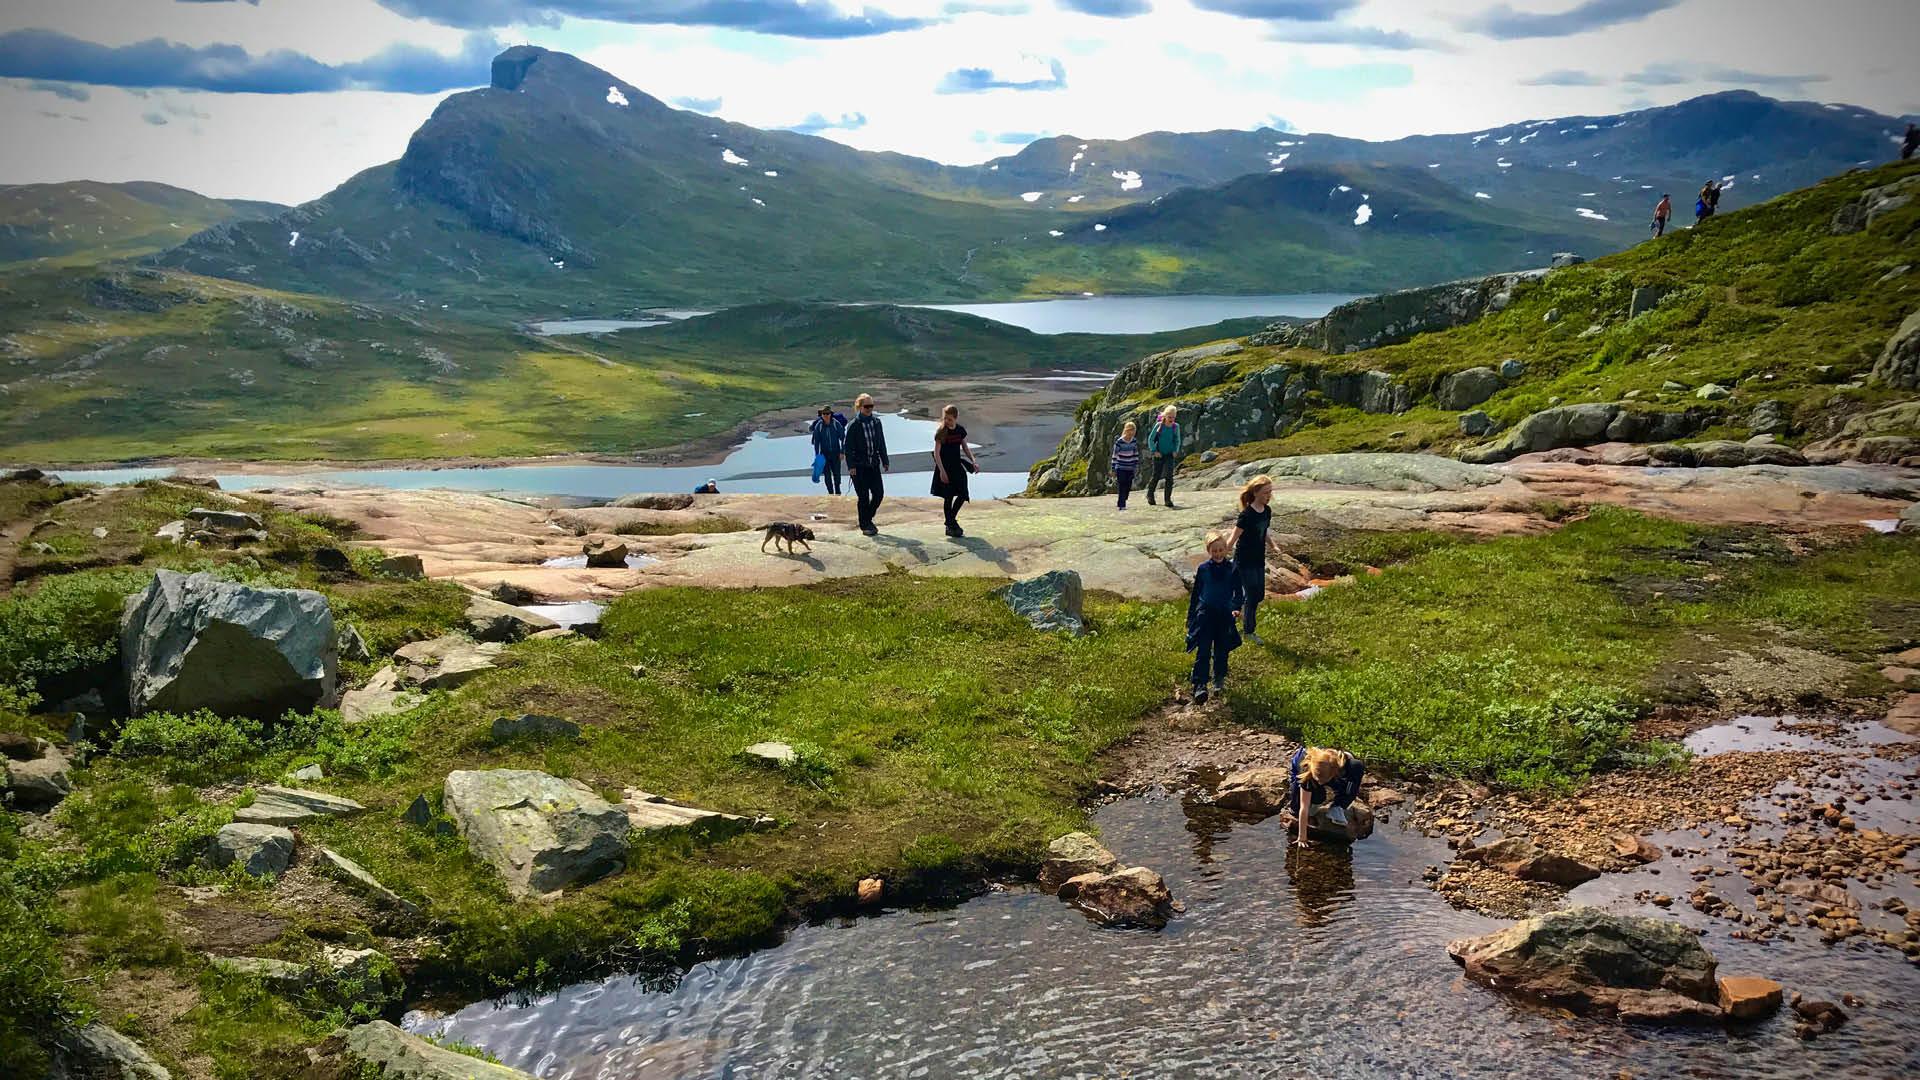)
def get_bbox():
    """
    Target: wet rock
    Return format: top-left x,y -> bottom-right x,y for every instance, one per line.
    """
1717,976 -> 1783,1020
742,741 -> 797,766
376,553 -> 425,579
1612,835 -> 1664,864
50,1022 -> 172,1079
1436,366 -> 1502,410
342,1019 -> 536,1079
1214,767 -> 1294,816
187,507 -> 265,531
1458,836 -> 1602,886
1458,410 -> 1493,437
1447,907 -> 1721,1024
442,769 -> 630,898
1885,693 -> 1920,736
582,537 -> 630,568
1039,831 -> 1121,889
1789,994 -> 1848,1039
211,823 -> 295,879
1063,866 -> 1174,928
1282,802 -> 1376,844
395,634 -> 502,690
464,596 -> 557,643
491,713 -> 581,741
996,569 -> 1085,636
858,877 -> 884,905
340,665 -> 424,724
120,570 -> 338,719
234,785 -> 365,826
